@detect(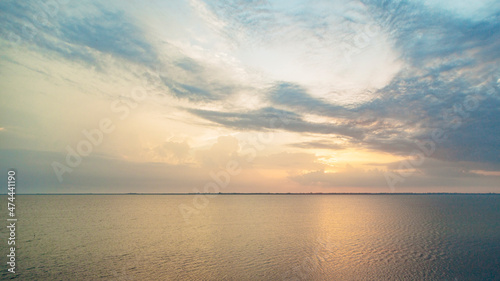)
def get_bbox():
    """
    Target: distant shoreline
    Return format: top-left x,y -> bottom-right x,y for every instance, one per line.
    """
1,192 -> 499,195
